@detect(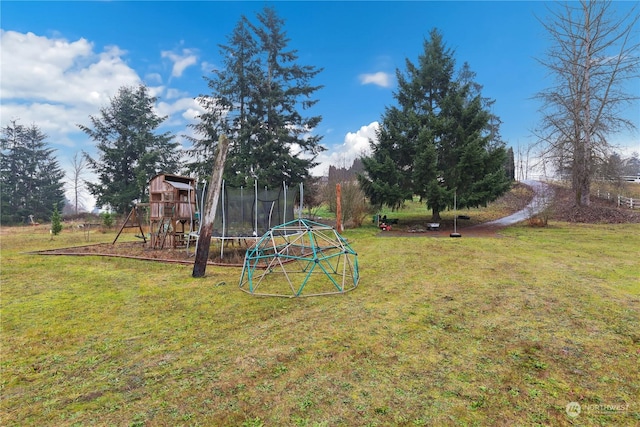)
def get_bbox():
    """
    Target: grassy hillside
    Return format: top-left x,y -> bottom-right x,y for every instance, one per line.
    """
1,219 -> 639,426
